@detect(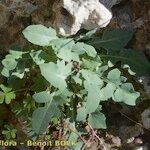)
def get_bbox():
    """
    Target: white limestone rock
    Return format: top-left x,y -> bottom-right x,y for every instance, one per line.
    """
52,0 -> 113,36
